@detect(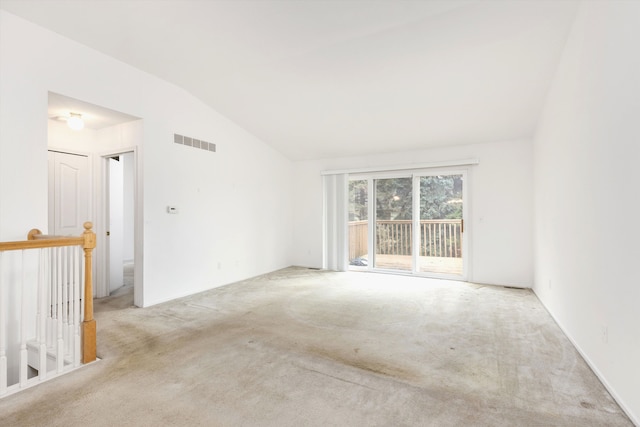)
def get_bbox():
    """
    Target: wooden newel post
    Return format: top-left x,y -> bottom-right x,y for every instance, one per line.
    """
82,222 -> 97,364
27,229 -> 42,240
